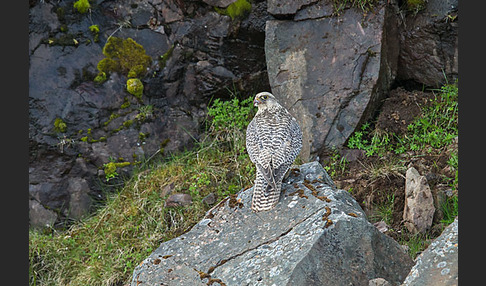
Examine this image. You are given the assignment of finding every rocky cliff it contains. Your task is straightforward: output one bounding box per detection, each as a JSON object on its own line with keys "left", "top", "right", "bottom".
{"left": 29, "top": 0, "right": 270, "bottom": 227}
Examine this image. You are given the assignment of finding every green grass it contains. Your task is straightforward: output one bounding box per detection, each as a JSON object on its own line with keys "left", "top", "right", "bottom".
{"left": 29, "top": 91, "right": 256, "bottom": 286}
{"left": 399, "top": 231, "right": 432, "bottom": 258}
{"left": 370, "top": 193, "right": 395, "bottom": 225}
{"left": 347, "top": 82, "right": 458, "bottom": 161}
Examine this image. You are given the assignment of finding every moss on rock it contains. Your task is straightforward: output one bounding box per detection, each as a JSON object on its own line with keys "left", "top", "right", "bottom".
{"left": 103, "top": 161, "right": 131, "bottom": 181}
{"left": 54, "top": 118, "right": 67, "bottom": 133}
{"left": 73, "top": 0, "right": 91, "bottom": 14}
{"left": 126, "top": 78, "right": 144, "bottom": 99}
{"left": 97, "top": 37, "right": 152, "bottom": 78}
{"left": 214, "top": 0, "right": 251, "bottom": 21}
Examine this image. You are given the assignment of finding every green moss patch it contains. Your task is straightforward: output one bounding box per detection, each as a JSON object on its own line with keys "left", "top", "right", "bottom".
{"left": 73, "top": 0, "right": 91, "bottom": 14}
{"left": 96, "top": 37, "right": 152, "bottom": 80}
{"left": 214, "top": 0, "right": 251, "bottom": 21}
{"left": 126, "top": 78, "right": 144, "bottom": 100}
{"left": 54, "top": 118, "right": 67, "bottom": 133}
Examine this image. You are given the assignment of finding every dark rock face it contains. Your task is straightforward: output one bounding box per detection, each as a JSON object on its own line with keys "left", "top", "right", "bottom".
{"left": 397, "top": 0, "right": 458, "bottom": 87}
{"left": 267, "top": 0, "right": 319, "bottom": 15}
{"left": 265, "top": 0, "right": 399, "bottom": 159}
{"left": 29, "top": 0, "right": 269, "bottom": 227}
{"left": 131, "top": 162, "right": 413, "bottom": 286}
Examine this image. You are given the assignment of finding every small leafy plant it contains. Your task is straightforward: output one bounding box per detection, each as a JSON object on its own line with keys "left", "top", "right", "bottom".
{"left": 207, "top": 96, "right": 254, "bottom": 133}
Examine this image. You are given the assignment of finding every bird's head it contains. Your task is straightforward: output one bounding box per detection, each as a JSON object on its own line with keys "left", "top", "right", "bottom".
{"left": 253, "top": 92, "right": 278, "bottom": 108}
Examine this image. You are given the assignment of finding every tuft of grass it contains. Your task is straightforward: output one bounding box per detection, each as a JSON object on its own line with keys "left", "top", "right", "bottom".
{"left": 440, "top": 194, "right": 458, "bottom": 225}
{"left": 332, "top": 0, "right": 379, "bottom": 14}
{"left": 370, "top": 193, "right": 395, "bottom": 225}
{"left": 399, "top": 231, "right": 431, "bottom": 259}
{"left": 29, "top": 91, "right": 257, "bottom": 286}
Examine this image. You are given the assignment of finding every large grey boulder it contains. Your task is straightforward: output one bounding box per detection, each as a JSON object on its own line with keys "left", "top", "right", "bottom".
{"left": 265, "top": 0, "right": 399, "bottom": 159}
{"left": 131, "top": 162, "right": 413, "bottom": 286}
{"left": 402, "top": 217, "right": 458, "bottom": 286}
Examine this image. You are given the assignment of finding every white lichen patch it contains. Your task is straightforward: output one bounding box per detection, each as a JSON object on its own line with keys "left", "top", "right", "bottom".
{"left": 288, "top": 200, "right": 298, "bottom": 208}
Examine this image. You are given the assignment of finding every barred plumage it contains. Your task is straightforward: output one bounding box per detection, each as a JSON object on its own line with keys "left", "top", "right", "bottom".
{"left": 246, "top": 92, "right": 303, "bottom": 212}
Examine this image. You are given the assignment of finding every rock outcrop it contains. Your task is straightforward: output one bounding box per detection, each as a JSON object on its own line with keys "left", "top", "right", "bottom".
{"left": 264, "top": 0, "right": 399, "bottom": 160}
{"left": 131, "top": 162, "right": 413, "bottom": 285}
{"left": 402, "top": 217, "right": 458, "bottom": 286}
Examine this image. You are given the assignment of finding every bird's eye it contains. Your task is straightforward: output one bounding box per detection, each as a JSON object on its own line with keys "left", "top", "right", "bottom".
{"left": 261, "top": 95, "right": 268, "bottom": 100}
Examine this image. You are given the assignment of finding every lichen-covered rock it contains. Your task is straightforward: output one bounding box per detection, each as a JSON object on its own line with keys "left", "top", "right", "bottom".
{"left": 131, "top": 162, "right": 413, "bottom": 286}
{"left": 402, "top": 217, "right": 458, "bottom": 286}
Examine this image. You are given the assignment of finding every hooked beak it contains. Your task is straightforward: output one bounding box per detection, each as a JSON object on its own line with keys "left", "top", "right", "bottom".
{"left": 253, "top": 98, "right": 261, "bottom": 106}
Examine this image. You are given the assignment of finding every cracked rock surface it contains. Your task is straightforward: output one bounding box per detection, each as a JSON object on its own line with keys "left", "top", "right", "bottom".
{"left": 131, "top": 161, "right": 413, "bottom": 286}
{"left": 265, "top": 0, "right": 399, "bottom": 159}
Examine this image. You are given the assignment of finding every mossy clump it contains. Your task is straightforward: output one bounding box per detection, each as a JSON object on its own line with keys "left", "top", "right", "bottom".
{"left": 94, "top": 71, "right": 107, "bottom": 84}
{"left": 54, "top": 118, "right": 67, "bottom": 133}
{"left": 103, "top": 161, "right": 131, "bottom": 181}
{"left": 97, "top": 37, "right": 152, "bottom": 79}
{"left": 73, "top": 0, "right": 91, "bottom": 14}
{"left": 126, "top": 78, "right": 144, "bottom": 99}
{"left": 88, "top": 24, "right": 99, "bottom": 33}
{"left": 214, "top": 0, "right": 251, "bottom": 21}
{"left": 120, "top": 97, "right": 131, "bottom": 109}
{"left": 122, "top": 119, "right": 133, "bottom": 129}
{"left": 103, "top": 113, "right": 120, "bottom": 126}
{"left": 127, "top": 65, "right": 146, "bottom": 78}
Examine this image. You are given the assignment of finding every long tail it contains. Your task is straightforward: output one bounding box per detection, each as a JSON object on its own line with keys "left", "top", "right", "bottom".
{"left": 251, "top": 170, "right": 281, "bottom": 212}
